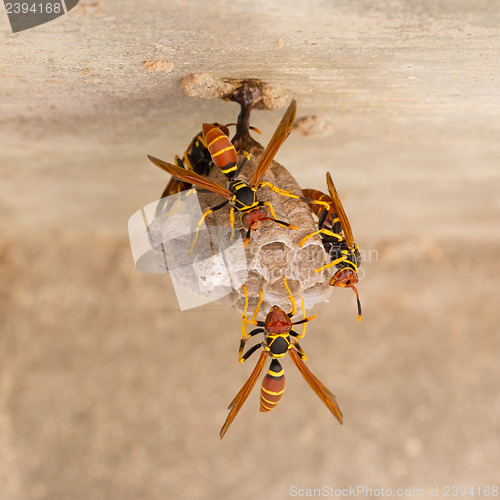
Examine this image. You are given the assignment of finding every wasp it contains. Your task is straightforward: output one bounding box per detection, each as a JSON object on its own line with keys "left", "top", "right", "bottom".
{"left": 149, "top": 100, "right": 328, "bottom": 248}
{"left": 219, "top": 277, "right": 343, "bottom": 439}
{"left": 301, "top": 172, "right": 362, "bottom": 322}
{"left": 154, "top": 120, "right": 263, "bottom": 218}
{"left": 168, "top": 121, "right": 262, "bottom": 185}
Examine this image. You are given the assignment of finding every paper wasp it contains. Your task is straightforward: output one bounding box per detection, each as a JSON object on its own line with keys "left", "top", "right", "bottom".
{"left": 154, "top": 120, "right": 262, "bottom": 218}
{"left": 219, "top": 277, "right": 343, "bottom": 439}
{"left": 156, "top": 121, "right": 249, "bottom": 198}
{"left": 162, "top": 120, "right": 262, "bottom": 191}
{"left": 149, "top": 100, "right": 329, "bottom": 248}
{"left": 302, "top": 172, "right": 362, "bottom": 322}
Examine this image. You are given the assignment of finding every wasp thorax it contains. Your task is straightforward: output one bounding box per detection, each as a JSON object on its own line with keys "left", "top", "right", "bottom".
{"left": 331, "top": 268, "right": 358, "bottom": 288}
{"left": 265, "top": 306, "right": 293, "bottom": 334}
{"left": 241, "top": 208, "right": 265, "bottom": 229}
{"left": 228, "top": 181, "right": 256, "bottom": 207}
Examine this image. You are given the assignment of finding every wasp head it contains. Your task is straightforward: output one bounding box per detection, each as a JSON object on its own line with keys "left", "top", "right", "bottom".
{"left": 330, "top": 268, "right": 358, "bottom": 288}
{"left": 265, "top": 306, "right": 293, "bottom": 334}
{"left": 241, "top": 208, "right": 266, "bottom": 230}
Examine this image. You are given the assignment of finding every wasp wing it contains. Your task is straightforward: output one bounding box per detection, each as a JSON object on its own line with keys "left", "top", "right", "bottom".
{"left": 219, "top": 350, "right": 268, "bottom": 439}
{"left": 326, "top": 172, "right": 355, "bottom": 249}
{"left": 147, "top": 155, "right": 233, "bottom": 199}
{"left": 250, "top": 100, "right": 297, "bottom": 188}
{"left": 289, "top": 346, "right": 343, "bottom": 424}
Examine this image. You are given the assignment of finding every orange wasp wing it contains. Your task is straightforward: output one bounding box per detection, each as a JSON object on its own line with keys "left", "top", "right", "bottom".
{"left": 250, "top": 100, "right": 297, "bottom": 188}
{"left": 147, "top": 155, "right": 233, "bottom": 200}
{"left": 289, "top": 346, "right": 343, "bottom": 424}
{"left": 219, "top": 350, "right": 268, "bottom": 439}
{"left": 326, "top": 172, "right": 355, "bottom": 249}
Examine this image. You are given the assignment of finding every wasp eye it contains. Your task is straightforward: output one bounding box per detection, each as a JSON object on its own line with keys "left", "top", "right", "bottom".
{"left": 241, "top": 212, "right": 250, "bottom": 229}
{"left": 241, "top": 209, "right": 264, "bottom": 230}
{"left": 331, "top": 268, "right": 359, "bottom": 288}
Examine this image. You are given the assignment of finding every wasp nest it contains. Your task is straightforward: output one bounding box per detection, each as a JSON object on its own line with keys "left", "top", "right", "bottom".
{"left": 144, "top": 81, "right": 333, "bottom": 317}
{"left": 151, "top": 150, "right": 332, "bottom": 317}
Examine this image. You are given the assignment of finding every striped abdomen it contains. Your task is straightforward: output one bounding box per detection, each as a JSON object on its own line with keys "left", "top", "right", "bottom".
{"left": 202, "top": 123, "right": 237, "bottom": 178}
{"left": 302, "top": 188, "right": 331, "bottom": 218}
{"left": 302, "top": 188, "right": 339, "bottom": 230}
{"left": 260, "top": 359, "right": 286, "bottom": 413}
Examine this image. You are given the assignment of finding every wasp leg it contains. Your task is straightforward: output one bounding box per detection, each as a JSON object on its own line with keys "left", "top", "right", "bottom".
{"left": 313, "top": 254, "right": 347, "bottom": 274}
{"left": 299, "top": 195, "right": 331, "bottom": 212}
{"left": 290, "top": 340, "right": 307, "bottom": 361}
{"left": 263, "top": 200, "right": 277, "bottom": 220}
{"left": 229, "top": 207, "right": 236, "bottom": 242}
{"left": 320, "top": 228, "right": 344, "bottom": 240}
{"left": 259, "top": 181, "right": 304, "bottom": 201}
{"left": 243, "top": 226, "right": 253, "bottom": 247}
{"left": 299, "top": 229, "right": 321, "bottom": 247}
{"left": 300, "top": 227, "right": 343, "bottom": 248}
{"left": 160, "top": 188, "right": 198, "bottom": 219}
{"left": 188, "top": 200, "right": 229, "bottom": 254}
{"left": 239, "top": 337, "right": 265, "bottom": 363}
{"left": 260, "top": 202, "right": 299, "bottom": 230}
{"left": 157, "top": 190, "right": 183, "bottom": 218}
{"left": 260, "top": 184, "right": 331, "bottom": 212}
{"left": 239, "top": 286, "right": 266, "bottom": 362}
{"left": 283, "top": 276, "right": 297, "bottom": 317}
{"left": 246, "top": 288, "right": 264, "bottom": 326}
{"left": 285, "top": 278, "right": 317, "bottom": 339}
{"left": 233, "top": 151, "right": 251, "bottom": 178}
{"left": 317, "top": 207, "right": 328, "bottom": 230}
{"left": 290, "top": 298, "right": 316, "bottom": 339}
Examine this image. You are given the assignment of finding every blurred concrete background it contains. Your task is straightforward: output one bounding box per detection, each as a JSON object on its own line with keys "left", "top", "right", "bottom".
{"left": 1, "top": 1, "right": 499, "bottom": 499}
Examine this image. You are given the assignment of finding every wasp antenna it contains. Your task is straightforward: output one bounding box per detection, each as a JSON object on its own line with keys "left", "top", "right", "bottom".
{"left": 243, "top": 227, "right": 252, "bottom": 247}
{"left": 352, "top": 285, "right": 362, "bottom": 322}
{"left": 261, "top": 217, "right": 299, "bottom": 231}
{"left": 292, "top": 314, "right": 317, "bottom": 326}
{"left": 223, "top": 123, "right": 261, "bottom": 134}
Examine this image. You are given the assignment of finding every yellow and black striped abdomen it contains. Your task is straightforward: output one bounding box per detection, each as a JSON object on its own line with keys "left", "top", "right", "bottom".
{"left": 202, "top": 123, "right": 237, "bottom": 177}
{"left": 260, "top": 359, "right": 286, "bottom": 413}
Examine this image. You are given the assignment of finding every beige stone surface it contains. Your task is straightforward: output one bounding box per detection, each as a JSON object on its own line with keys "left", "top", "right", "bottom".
{"left": 1, "top": 1, "right": 499, "bottom": 499}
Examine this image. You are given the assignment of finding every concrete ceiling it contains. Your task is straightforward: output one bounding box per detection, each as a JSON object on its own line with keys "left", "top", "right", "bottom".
{"left": 1, "top": 0, "right": 499, "bottom": 242}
